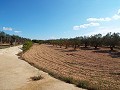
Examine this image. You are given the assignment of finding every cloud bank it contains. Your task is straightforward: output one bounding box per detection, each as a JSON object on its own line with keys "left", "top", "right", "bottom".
{"left": 73, "top": 9, "right": 120, "bottom": 30}
{"left": 85, "top": 27, "right": 120, "bottom": 36}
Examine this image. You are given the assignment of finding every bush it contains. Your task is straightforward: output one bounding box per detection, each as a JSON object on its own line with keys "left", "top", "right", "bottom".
{"left": 76, "top": 80, "right": 89, "bottom": 89}
{"left": 30, "top": 75, "right": 43, "bottom": 81}
{"left": 61, "top": 76, "right": 74, "bottom": 83}
{"left": 23, "top": 41, "right": 33, "bottom": 52}
{"left": 76, "top": 80, "right": 99, "bottom": 90}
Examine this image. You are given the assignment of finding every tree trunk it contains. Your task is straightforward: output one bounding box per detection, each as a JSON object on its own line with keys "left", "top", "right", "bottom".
{"left": 77, "top": 45, "right": 80, "bottom": 48}
{"left": 85, "top": 43, "right": 87, "bottom": 48}
{"left": 110, "top": 45, "right": 114, "bottom": 51}
{"left": 14, "top": 39, "right": 16, "bottom": 45}
{"left": 60, "top": 45, "right": 62, "bottom": 48}
{"left": 94, "top": 45, "right": 98, "bottom": 49}
{"left": 10, "top": 40, "right": 13, "bottom": 45}
{"left": 0, "top": 37, "right": 2, "bottom": 44}
{"left": 65, "top": 44, "right": 68, "bottom": 49}
{"left": 74, "top": 45, "right": 77, "bottom": 50}
{"left": 56, "top": 44, "right": 57, "bottom": 47}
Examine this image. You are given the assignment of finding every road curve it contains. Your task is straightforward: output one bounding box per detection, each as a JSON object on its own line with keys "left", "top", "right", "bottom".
{"left": 0, "top": 46, "right": 84, "bottom": 90}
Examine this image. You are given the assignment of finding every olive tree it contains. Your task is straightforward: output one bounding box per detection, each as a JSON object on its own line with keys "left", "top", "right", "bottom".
{"left": 90, "top": 34, "right": 102, "bottom": 49}
{"left": 103, "top": 32, "right": 120, "bottom": 51}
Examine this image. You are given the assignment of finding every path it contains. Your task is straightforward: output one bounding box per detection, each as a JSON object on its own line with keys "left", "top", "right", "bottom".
{"left": 0, "top": 46, "right": 84, "bottom": 90}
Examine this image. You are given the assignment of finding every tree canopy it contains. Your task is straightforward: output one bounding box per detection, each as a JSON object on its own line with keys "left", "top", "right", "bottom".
{"left": 34, "top": 32, "right": 120, "bottom": 51}
{"left": 0, "top": 31, "right": 30, "bottom": 45}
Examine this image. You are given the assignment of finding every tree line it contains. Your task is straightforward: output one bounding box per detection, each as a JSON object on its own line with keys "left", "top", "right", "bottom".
{"left": 33, "top": 32, "right": 120, "bottom": 51}
{"left": 0, "top": 31, "right": 30, "bottom": 45}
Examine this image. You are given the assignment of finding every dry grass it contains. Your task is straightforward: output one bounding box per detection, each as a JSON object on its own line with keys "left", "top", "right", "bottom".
{"left": 0, "top": 45, "right": 10, "bottom": 49}
{"left": 22, "top": 44, "right": 120, "bottom": 90}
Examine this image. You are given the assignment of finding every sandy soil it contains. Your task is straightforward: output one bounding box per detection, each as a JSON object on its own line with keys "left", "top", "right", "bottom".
{"left": 0, "top": 46, "right": 84, "bottom": 90}
{"left": 23, "top": 44, "right": 120, "bottom": 90}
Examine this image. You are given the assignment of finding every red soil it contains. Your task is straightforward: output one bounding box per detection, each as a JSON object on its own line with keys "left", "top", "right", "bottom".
{"left": 23, "top": 44, "right": 120, "bottom": 90}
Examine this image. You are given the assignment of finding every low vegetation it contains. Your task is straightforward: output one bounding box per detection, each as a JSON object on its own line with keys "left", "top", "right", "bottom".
{"left": 22, "top": 41, "right": 33, "bottom": 52}
{"left": 61, "top": 76, "right": 74, "bottom": 83}
{"left": 30, "top": 75, "right": 43, "bottom": 81}
{"left": 76, "top": 80, "right": 90, "bottom": 89}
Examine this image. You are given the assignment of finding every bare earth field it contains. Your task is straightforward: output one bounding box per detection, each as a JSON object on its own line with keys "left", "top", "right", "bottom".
{"left": 22, "top": 44, "right": 120, "bottom": 90}
{"left": 0, "top": 45, "right": 83, "bottom": 90}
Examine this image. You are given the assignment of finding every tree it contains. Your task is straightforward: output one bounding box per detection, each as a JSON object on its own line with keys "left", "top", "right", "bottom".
{"left": 103, "top": 32, "right": 120, "bottom": 51}
{"left": 0, "top": 31, "right": 5, "bottom": 44}
{"left": 5, "top": 34, "right": 11, "bottom": 43}
{"left": 69, "top": 37, "right": 81, "bottom": 50}
{"left": 0, "top": 31, "right": 29, "bottom": 45}
{"left": 90, "top": 34, "right": 102, "bottom": 49}
{"left": 57, "top": 39, "right": 64, "bottom": 48}
{"left": 81, "top": 36, "right": 90, "bottom": 48}
{"left": 63, "top": 39, "right": 69, "bottom": 49}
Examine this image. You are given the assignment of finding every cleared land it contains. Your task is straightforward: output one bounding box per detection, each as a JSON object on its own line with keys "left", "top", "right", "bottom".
{"left": 0, "top": 45, "right": 83, "bottom": 90}
{"left": 22, "top": 44, "right": 120, "bottom": 90}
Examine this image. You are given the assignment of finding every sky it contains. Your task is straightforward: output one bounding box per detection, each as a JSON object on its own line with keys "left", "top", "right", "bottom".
{"left": 0, "top": 0, "right": 120, "bottom": 40}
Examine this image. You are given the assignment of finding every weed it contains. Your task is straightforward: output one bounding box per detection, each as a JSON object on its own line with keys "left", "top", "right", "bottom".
{"left": 76, "top": 80, "right": 89, "bottom": 89}
{"left": 30, "top": 75, "right": 43, "bottom": 81}
{"left": 61, "top": 76, "right": 74, "bottom": 83}
{"left": 23, "top": 41, "right": 33, "bottom": 52}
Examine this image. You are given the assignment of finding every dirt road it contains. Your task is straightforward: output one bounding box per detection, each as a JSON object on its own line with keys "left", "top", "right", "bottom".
{"left": 0, "top": 46, "right": 84, "bottom": 90}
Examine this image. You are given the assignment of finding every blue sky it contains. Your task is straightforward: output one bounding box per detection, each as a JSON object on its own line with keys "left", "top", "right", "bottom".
{"left": 0, "top": 0, "right": 120, "bottom": 39}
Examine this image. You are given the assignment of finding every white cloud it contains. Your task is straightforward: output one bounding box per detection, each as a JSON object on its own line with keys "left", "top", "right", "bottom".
{"left": 3, "top": 27, "right": 12, "bottom": 31}
{"left": 80, "top": 22, "right": 100, "bottom": 28}
{"left": 117, "top": 9, "right": 120, "bottom": 15}
{"left": 87, "top": 17, "right": 111, "bottom": 22}
{"left": 14, "top": 30, "right": 21, "bottom": 33}
{"left": 85, "top": 27, "right": 120, "bottom": 36}
{"left": 73, "top": 22, "right": 100, "bottom": 30}
{"left": 87, "top": 9, "right": 120, "bottom": 22}
{"left": 73, "top": 9, "right": 120, "bottom": 31}
{"left": 73, "top": 26, "right": 80, "bottom": 30}
{"left": 112, "top": 14, "right": 120, "bottom": 20}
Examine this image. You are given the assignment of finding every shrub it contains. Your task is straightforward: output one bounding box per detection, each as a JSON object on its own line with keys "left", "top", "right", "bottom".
{"left": 23, "top": 41, "right": 33, "bottom": 52}
{"left": 76, "top": 80, "right": 100, "bottom": 90}
{"left": 76, "top": 80, "right": 89, "bottom": 89}
{"left": 61, "top": 76, "right": 74, "bottom": 83}
{"left": 30, "top": 75, "right": 43, "bottom": 81}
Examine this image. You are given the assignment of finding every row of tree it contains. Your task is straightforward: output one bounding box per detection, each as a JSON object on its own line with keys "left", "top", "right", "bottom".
{"left": 33, "top": 32, "right": 120, "bottom": 51}
{"left": 0, "top": 31, "right": 30, "bottom": 45}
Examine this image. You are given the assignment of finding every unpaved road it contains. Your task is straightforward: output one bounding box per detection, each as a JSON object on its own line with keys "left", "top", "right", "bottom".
{"left": 0, "top": 46, "right": 84, "bottom": 90}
